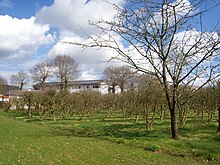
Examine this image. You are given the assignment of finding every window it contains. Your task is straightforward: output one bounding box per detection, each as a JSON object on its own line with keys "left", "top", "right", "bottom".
{"left": 93, "top": 85, "right": 99, "bottom": 89}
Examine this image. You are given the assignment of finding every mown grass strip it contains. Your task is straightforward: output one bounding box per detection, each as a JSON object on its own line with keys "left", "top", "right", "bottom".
{"left": 0, "top": 111, "right": 211, "bottom": 165}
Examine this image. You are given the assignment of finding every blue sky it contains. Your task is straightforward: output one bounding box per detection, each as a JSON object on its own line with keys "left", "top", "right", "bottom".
{"left": 201, "top": 0, "right": 220, "bottom": 31}
{"left": 0, "top": 0, "right": 123, "bottom": 85}
{"left": 0, "top": 0, "right": 53, "bottom": 18}
{"left": 0, "top": 0, "right": 219, "bottom": 87}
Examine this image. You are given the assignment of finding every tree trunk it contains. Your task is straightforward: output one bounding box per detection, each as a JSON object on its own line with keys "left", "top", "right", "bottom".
{"left": 160, "top": 104, "right": 164, "bottom": 120}
{"left": 165, "top": 83, "right": 179, "bottom": 140}
{"left": 149, "top": 112, "right": 156, "bottom": 129}
{"left": 120, "top": 82, "right": 124, "bottom": 93}
{"left": 201, "top": 109, "right": 204, "bottom": 121}
{"left": 28, "top": 104, "right": 32, "bottom": 117}
{"left": 112, "top": 85, "right": 116, "bottom": 93}
{"left": 179, "top": 106, "right": 188, "bottom": 127}
{"left": 20, "top": 83, "right": 24, "bottom": 90}
{"left": 135, "top": 115, "right": 139, "bottom": 123}
{"left": 208, "top": 111, "right": 214, "bottom": 123}
{"left": 217, "top": 107, "right": 220, "bottom": 132}
{"left": 28, "top": 96, "right": 32, "bottom": 118}
{"left": 170, "top": 107, "right": 179, "bottom": 140}
{"left": 144, "top": 108, "right": 149, "bottom": 129}
{"left": 53, "top": 113, "right": 56, "bottom": 122}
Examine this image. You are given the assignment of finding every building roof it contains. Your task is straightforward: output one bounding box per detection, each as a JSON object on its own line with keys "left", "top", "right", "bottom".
{"left": 69, "top": 80, "right": 105, "bottom": 85}
{"left": 33, "top": 80, "right": 105, "bottom": 88}
{"left": 0, "top": 84, "right": 20, "bottom": 95}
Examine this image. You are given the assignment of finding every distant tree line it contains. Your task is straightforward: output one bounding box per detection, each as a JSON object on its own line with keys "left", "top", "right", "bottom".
{"left": 8, "top": 55, "right": 79, "bottom": 91}
{"left": 1, "top": 54, "right": 220, "bottom": 136}
{"left": 7, "top": 54, "right": 136, "bottom": 93}
{"left": 4, "top": 75, "right": 220, "bottom": 133}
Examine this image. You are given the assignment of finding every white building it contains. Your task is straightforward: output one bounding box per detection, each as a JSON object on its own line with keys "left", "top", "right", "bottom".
{"left": 33, "top": 80, "right": 121, "bottom": 94}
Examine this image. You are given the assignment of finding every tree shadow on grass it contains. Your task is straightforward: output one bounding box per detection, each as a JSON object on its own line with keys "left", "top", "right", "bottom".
{"left": 51, "top": 121, "right": 171, "bottom": 140}
{"left": 179, "top": 123, "right": 218, "bottom": 137}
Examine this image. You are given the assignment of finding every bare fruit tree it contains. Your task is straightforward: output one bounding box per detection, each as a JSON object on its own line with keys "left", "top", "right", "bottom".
{"left": 0, "top": 75, "right": 7, "bottom": 84}
{"left": 103, "top": 65, "right": 134, "bottom": 93}
{"left": 53, "top": 55, "right": 79, "bottom": 90}
{"left": 65, "top": 0, "right": 220, "bottom": 139}
{"left": 115, "top": 66, "right": 135, "bottom": 93}
{"left": 30, "top": 61, "right": 52, "bottom": 91}
{"left": 11, "top": 71, "right": 29, "bottom": 90}
{"left": 103, "top": 66, "right": 119, "bottom": 93}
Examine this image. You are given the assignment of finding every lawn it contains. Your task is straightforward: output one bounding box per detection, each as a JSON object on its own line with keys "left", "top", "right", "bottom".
{"left": 0, "top": 110, "right": 219, "bottom": 164}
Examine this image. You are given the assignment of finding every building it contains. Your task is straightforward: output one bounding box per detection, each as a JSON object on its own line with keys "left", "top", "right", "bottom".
{"left": 0, "top": 84, "right": 20, "bottom": 99}
{"left": 32, "top": 80, "right": 119, "bottom": 94}
{"left": 0, "top": 84, "right": 20, "bottom": 107}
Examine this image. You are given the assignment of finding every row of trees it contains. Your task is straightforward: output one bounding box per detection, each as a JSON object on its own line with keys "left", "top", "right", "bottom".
{"left": 9, "top": 55, "right": 79, "bottom": 90}
{"left": 2, "top": 0, "right": 220, "bottom": 140}
{"left": 6, "top": 78, "right": 220, "bottom": 132}
{"left": 4, "top": 55, "right": 136, "bottom": 93}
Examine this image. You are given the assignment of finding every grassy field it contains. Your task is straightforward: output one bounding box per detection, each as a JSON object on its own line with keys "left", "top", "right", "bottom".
{"left": 0, "top": 110, "right": 219, "bottom": 164}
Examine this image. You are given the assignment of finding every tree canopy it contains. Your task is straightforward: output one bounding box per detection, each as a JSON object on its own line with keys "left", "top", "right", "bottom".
{"left": 66, "top": 0, "right": 220, "bottom": 139}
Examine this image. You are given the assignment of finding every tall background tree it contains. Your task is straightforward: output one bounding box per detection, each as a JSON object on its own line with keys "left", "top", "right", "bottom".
{"left": 103, "top": 66, "right": 118, "bottom": 93}
{"left": 53, "top": 55, "right": 79, "bottom": 90}
{"left": 30, "top": 61, "right": 52, "bottom": 91}
{"left": 11, "top": 71, "right": 29, "bottom": 90}
{"left": 115, "top": 66, "right": 134, "bottom": 93}
{"left": 103, "top": 65, "right": 134, "bottom": 93}
{"left": 0, "top": 75, "right": 7, "bottom": 84}
{"left": 70, "top": 0, "right": 220, "bottom": 139}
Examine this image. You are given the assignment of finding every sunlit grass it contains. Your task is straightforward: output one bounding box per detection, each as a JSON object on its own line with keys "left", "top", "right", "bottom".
{"left": 1, "top": 110, "right": 219, "bottom": 164}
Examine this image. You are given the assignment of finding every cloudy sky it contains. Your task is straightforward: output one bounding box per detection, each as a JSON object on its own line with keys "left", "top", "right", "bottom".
{"left": 0, "top": 0, "right": 219, "bottom": 85}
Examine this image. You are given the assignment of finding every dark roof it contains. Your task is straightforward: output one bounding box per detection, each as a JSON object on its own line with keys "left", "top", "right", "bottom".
{"left": 33, "top": 80, "right": 105, "bottom": 88}
{"left": 32, "top": 82, "right": 60, "bottom": 89}
{"left": 69, "top": 80, "right": 105, "bottom": 85}
{"left": 0, "top": 84, "right": 20, "bottom": 95}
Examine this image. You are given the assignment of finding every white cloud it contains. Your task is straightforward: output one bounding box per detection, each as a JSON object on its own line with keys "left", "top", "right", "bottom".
{"left": 35, "top": 0, "right": 219, "bottom": 82}
{"left": 149, "top": 0, "right": 193, "bottom": 29}
{"left": 35, "top": 0, "right": 125, "bottom": 79}
{"left": 48, "top": 36, "right": 122, "bottom": 80}
{"left": 35, "top": 0, "right": 123, "bottom": 37}
{"left": 80, "top": 69, "right": 102, "bottom": 80}
{"left": 0, "top": 15, "right": 53, "bottom": 60}
{"left": 0, "top": 0, "right": 218, "bottom": 85}
{"left": 0, "top": 0, "right": 14, "bottom": 8}
{"left": 171, "top": 29, "right": 219, "bottom": 60}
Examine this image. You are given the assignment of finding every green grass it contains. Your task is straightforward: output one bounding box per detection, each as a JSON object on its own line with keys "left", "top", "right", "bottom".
{"left": 0, "top": 110, "right": 219, "bottom": 164}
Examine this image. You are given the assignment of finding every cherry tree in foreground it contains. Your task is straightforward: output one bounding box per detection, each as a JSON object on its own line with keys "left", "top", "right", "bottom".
{"left": 64, "top": 0, "right": 220, "bottom": 139}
